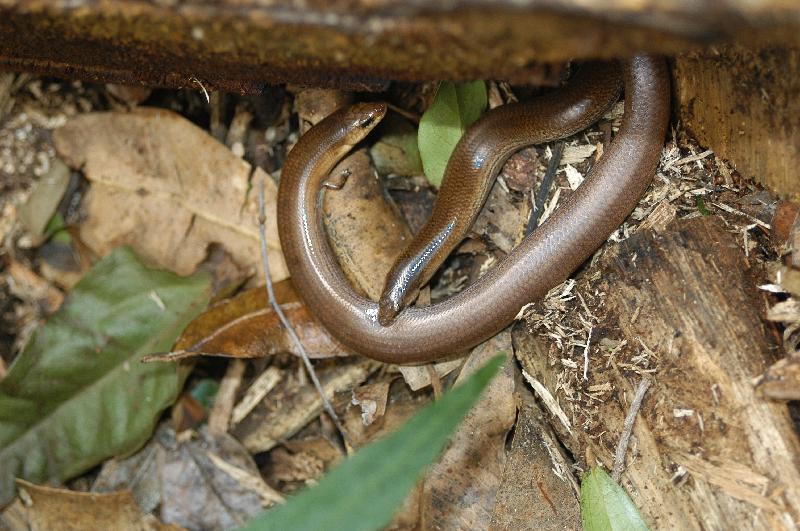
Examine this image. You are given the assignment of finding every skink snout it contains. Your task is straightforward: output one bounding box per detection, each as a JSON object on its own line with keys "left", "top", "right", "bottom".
{"left": 377, "top": 293, "right": 401, "bottom": 326}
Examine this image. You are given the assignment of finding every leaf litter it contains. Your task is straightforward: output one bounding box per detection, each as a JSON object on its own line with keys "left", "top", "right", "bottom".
{"left": 0, "top": 69, "right": 794, "bottom": 531}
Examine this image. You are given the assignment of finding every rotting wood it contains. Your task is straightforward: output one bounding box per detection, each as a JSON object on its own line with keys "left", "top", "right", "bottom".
{"left": 1, "top": 1, "right": 800, "bottom": 92}
{"left": 515, "top": 216, "right": 800, "bottom": 530}
{"left": 674, "top": 46, "right": 800, "bottom": 199}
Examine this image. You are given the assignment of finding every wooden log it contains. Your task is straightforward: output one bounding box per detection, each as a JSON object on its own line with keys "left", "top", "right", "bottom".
{"left": 674, "top": 46, "right": 800, "bottom": 199}
{"left": 1, "top": 1, "right": 800, "bottom": 91}
{"left": 515, "top": 216, "right": 800, "bottom": 529}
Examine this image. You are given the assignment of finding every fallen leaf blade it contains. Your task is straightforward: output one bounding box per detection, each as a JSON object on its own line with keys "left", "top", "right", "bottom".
{"left": 580, "top": 467, "right": 649, "bottom": 531}
{"left": 240, "top": 354, "right": 506, "bottom": 531}
{"left": 418, "top": 81, "right": 487, "bottom": 187}
{"left": 0, "top": 246, "right": 212, "bottom": 506}
{"left": 169, "top": 285, "right": 350, "bottom": 361}
{"left": 455, "top": 81, "right": 488, "bottom": 128}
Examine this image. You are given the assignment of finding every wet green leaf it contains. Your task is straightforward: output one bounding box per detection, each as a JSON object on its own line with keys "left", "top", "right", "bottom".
{"left": 696, "top": 197, "right": 711, "bottom": 216}
{"left": 0, "top": 247, "right": 212, "bottom": 506}
{"left": 44, "top": 212, "right": 71, "bottom": 243}
{"left": 241, "top": 354, "right": 506, "bottom": 531}
{"left": 581, "top": 468, "right": 649, "bottom": 531}
{"left": 418, "top": 81, "right": 487, "bottom": 187}
{"left": 190, "top": 379, "right": 220, "bottom": 410}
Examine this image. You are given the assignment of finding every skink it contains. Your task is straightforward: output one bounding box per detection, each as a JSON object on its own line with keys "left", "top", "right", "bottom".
{"left": 277, "top": 54, "right": 670, "bottom": 364}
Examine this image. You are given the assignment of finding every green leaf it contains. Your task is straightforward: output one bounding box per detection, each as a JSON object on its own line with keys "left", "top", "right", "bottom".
{"left": 580, "top": 468, "right": 649, "bottom": 531}
{"left": 695, "top": 197, "right": 711, "bottom": 216}
{"left": 190, "top": 378, "right": 220, "bottom": 410}
{"left": 418, "top": 81, "right": 487, "bottom": 187}
{"left": 241, "top": 354, "right": 506, "bottom": 531}
{"left": 0, "top": 247, "right": 212, "bottom": 506}
{"left": 44, "top": 212, "right": 71, "bottom": 243}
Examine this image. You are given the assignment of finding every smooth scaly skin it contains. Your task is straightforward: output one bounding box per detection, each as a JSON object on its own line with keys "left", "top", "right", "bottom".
{"left": 378, "top": 61, "right": 623, "bottom": 324}
{"left": 277, "top": 55, "right": 670, "bottom": 364}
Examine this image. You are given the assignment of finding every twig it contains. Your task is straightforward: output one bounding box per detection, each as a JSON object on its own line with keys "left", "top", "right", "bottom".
{"left": 582, "top": 327, "right": 593, "bottom": 382}
{"left": 522, "top": 369, "right": 572, "bottom": 433}
{"left": 189, "top": 76, "right": 210, "bottom": 104}
{"left": 711, "top": 201, "right": 771, "bottom": 230}
{"left": 208, "top": 359, "right": 246, "bottom": 435}
{"left": 386, "top": 102, "right": 420, "bottom": 124}
{"left": 426, "top": 364, "right": 443, "bottom": 399}
{"left": 257, "top": 176, "right": 351, "bottom": 449}
{"left": 526, "top": 141, "right": 564, "bottom": 235}
{"left": 612, "top": 378, "right": 651, "bottom": 481}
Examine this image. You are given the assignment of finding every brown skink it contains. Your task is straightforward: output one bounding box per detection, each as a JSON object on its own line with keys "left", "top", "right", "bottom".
{"left": 378, "top": 61, "right": 623, "bottom": 324}
{"left": 277, "top": 54, "right": 670, "bottom": 364}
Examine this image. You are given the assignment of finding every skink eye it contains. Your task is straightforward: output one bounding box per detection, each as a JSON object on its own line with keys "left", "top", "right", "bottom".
{"left": 360, "top": 116, "right": 375, "bottom": 128}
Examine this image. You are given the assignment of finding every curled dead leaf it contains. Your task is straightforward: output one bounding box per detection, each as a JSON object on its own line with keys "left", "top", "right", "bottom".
{"left": 10, "top": 479, "right": 178, "bottom": 531}
{"left": 53, "top": 108, "right": 286, "bottom": 279}
{"left": 146, "top": 281, "right": 351, "bottom": 362}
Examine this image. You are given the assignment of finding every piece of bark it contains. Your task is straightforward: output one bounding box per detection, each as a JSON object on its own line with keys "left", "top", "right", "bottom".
{"left": 4, "top": 1, "right": 800, "bottom": 92}
{"left": 675, "top": 46, "right": 800, "bottom": 199}
{"left": 489, "top": 397, "right": 581, "bottom": 530}
{"left": 517, "top": 215, "right": 800, "bottom": 529}
{"left": 756, "top": 355, "right": 800, "bottom": 401}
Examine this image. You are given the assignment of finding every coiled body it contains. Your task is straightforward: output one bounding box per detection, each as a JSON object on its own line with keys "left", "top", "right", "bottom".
{"left": 379, "top": 61, "right": 623, "bottom": 324}
{"left": 277, "top": 54, "right": 670, "bottom": 364}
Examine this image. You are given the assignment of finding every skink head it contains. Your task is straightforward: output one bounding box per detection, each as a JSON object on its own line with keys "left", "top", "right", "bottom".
{"left": 338, "top": 102, "right": 387, "bottom": 147}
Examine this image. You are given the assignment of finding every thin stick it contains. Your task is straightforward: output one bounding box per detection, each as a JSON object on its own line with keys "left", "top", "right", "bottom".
{"left": 208, "top": 359, "right": 246, "bottom": 435}
{"left": 526, "top": 141, "right": 564, "bottom": 236}
{"left": 612, "top": 378, "right": 651, "bottom": 481}
{"left": 582, "top": 327, "right": 593, "bottom": 382}
{"left": 257, "top": 176, "right": 351, "bottom": 449}
{"left": 386, "top": 102, "right": 420, "bottom": 124}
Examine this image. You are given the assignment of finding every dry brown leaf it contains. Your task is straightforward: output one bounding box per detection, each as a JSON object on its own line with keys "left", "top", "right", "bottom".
{"left": 9, "top": 479, "right": 178, "bottom": 531}
{"left": 420, "top": 332, "right": 516, "bottom": 530}
{"left": 324, "top": 149, "right": 413, "bottom": 301}
{"left": 53, "top": 108, "right": 286, "bottom": 279}
{"left": 294, "top": 89, "right": 352, "bottom": 132}
{"left": 344, "top": 381, "right": 427, "bottom": 450}
{"left": 269, "top": 437, "right": 343, "bottom": 485}
{"left": 147, "top": 281, "right": 349, "bottom": 361}
{"left": 472, "top": 178, "right": 529, "bottom": 254}
{"left": 92, "top": 424, "right": 278, "bottom": 530}
{"left": 398, "top": 358, "right": 464, "bottom": 391}
{"left": 351, "top": 381, "right": 390, "bottom": 426}
{"left": 489, "top": 401, "right": 581, "bottom": 530}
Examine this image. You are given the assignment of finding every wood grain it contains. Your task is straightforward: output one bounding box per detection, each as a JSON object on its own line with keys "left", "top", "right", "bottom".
{"left": 675, "top": 47, "right": 800, "bottom": 199}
